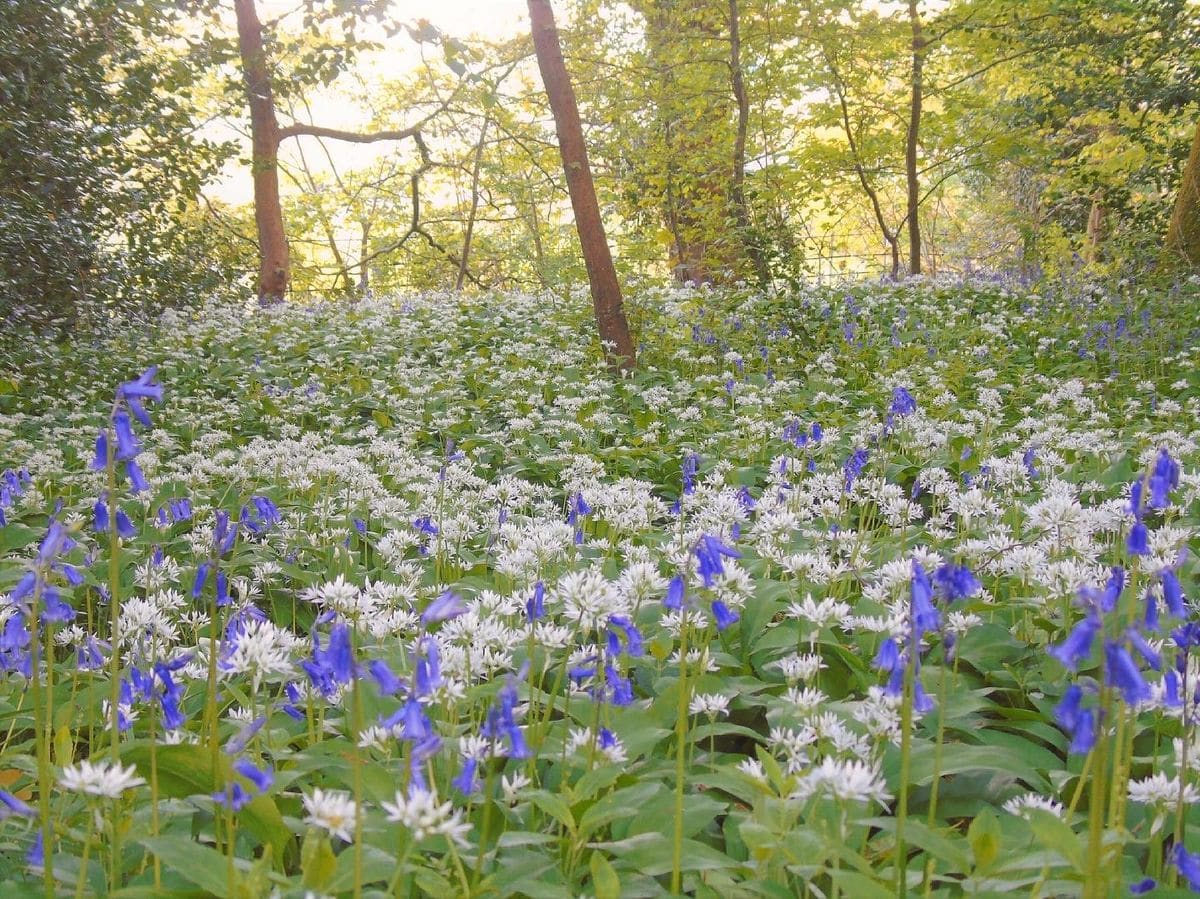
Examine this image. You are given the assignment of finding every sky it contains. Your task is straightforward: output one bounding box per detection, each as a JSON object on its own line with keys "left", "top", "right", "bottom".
{"left": 207, "top": 0, "right": 530, "bottom": 204}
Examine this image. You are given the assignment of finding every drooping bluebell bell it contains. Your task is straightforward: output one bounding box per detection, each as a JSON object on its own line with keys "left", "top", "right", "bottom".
{"left": 422, "top": 590, "right": 465, "bottom": 626}
{"left": 568, "top": 492, "right": 591, "bottom": 544}
{"left": 1148, "top": 448, "right": 1180, "bottom": 510}
{"left": 1161, "top": 565, "right": 1187, "bottom": 618}
{"left": 224, "top": 715, "right": 267, "bottom": 755}
{"left": 1047, "top": 613, "right": 1100, "bottom": 671}
{"left": 234, "top": 758, "right": 273, "bottom": 794}
{"left": 910, "top": 561, "right": 940, "bottom": 636}
{"left": 0, "top": 790, "right": 33, "bottom": 820}
{"left": 682, "top": 452, "right": 699, "bottom": 496}
{"left": 1053, "top": 685, "right": 1097, "bottom": 754}
{"left": 695, "top": 535, "right": 740, "bottom": 588}
{"left": 605, "top": 664, "right": 634, "bottom": 706}
{"left": 452, "top": 757, "right": 479, "bottom": 795}
{"left": 414, "top": 637, "right": 442, "bottom": 697}
{"left": 1128, "top": 877, "right": 1155, "bottom": 896}
{"left": 1104, "top": 640, "right": 1151, "bottom": 705}
{"left": 1174, "top": 844, "right": 1200, "bottom": 891}
{"left": 663, "top": 575, "right": 685, "bottom": 611}
{"left": 711, "top": 600, "right": 739, "bottom": 632}
{"left": 241, "top": 495, "right": 282, "bottom": 535}
{"left": 368, "top": 659, "right": 404, "bottom": 696}
{"left": 525, "top": 580, "right": 546, "bottom": 623}
{"left": 192, "top": 562, "right": 212, "bottom": 599}
{"left": 1126, "top": 520, "right": 1150, "bottom": 556}
{"left": 843, "top": 447, "right": 869, "bottom": 492}
{"left": 606, "top": 615, "right": 644, "bottom": 657}
{"left": 1022, "top": 447, "right": 1039, "bottom": 480}
{"left": 212, "top": 782, "right": 252, "bottom": 812}
{"left": 889, "top": 387, "right": 917, "bottom": 417}
{"left": 112, "top": 411, "right": 141, "bottom": 461}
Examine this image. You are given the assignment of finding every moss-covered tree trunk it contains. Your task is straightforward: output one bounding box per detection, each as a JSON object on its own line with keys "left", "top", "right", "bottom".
{"left": 1166, "top": 120, "right": 1200, "bottom": 266}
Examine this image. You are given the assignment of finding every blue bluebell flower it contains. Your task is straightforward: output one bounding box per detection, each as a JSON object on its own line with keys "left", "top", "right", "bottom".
{"left": 1162, "top": 567, "right": 1186, "bottom": 618}
{"left": 843, "top": 447, "right": 869, "bottom": 491}
{"left": 889, "top": 387, "right": 917, "bottom": 417}
{"left": 606, "top": 615, "right": 644, "bottom": 657}
{"left": 1104, "top": 640, "right": 1151, "bottom": 705}
{"left": 711, "top": 600, "right": 739, "bottom": 632}
{"left": 682, "top": 451, "right": 699, "bottom": 496}
{"left": 911, "top": 561, "right": 940, "bottom": 635}
{"left": 525, "top": 581, "right": 545, "bottom": 623}
{"left": 1048, "top": 614, "right": 1100, "bottom": 671}
{"left": 1148, "top": 448, "right": 1180, "bottom": 510}
{"left": 1174, "top": 844, "right": 1200, "bottom": 890}
{"left": 234, "top": 759, "right": 273, "bottom": 793}
{"left": 663, "top": 574, "right": 685, "bottom": 611}
{"left": 192, "top": 562, "right": 212, "bottom": 599}
{"left": 91, "top": 432, "right": 108, "bottom": 471}
{"left": 1129, "top": 877, "right": 1155, "bottom": 895}
{"left": 368, "top": 660, "right": 404, "bottom": 696}
{"left": 213, "top": 782, "right": 251, "bottom": 811}
{"left": 452, "top": 757, "right": 479, "bottom": 795}
{"left": 0, "top": 790, "right": 33, "bottom": 819}
{"left": 695, "top": 535, "right": 740, "bottom": 588}
{"left": 26, "top": 831, "right": 43, "bottom": 868}
{"left": 1126, "top": 521, "right": 1149, "bottom": 556}
{"left": 112, "top": 411, "right": 141, "bottom": 461}
{"left": 422, "top": 590, "right": 465, "bottom": 625}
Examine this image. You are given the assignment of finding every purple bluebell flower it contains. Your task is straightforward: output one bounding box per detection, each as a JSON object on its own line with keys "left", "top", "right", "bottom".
{"left": 525, "top": 581, "right": 545, "bottom": 623}
{"left": 711, "top": 600, "right": 739, "bottom": 632}
{"left": 114, "top": 509, "right": 136, "bottom": 539}
{"left": 695, "top": 535, "right": 740, "bottom": 588}
{"left": 0, "top": 790, "right": 33, "bottom": 819}
{"left": 606, "top": 615, "right": 644, "bottom": 657}
{"left": 1126, "top": 521, "right": 1149, "bottom": 556}
{"left": 1129, "top": 877, "right": 1155, "bottom": 895}
{"left": 1104, "top": 640, "right": 1151, "bottom": 705}
{"left": 234, "top": 759, "right": 273, "bottom": 793}
{"left": 26, "top": 830, "right": 43, "bottom": 867}
{"left": 1174, "top": 844, "right": 1200, "bottom": 890}
{"left": 843, "top": 447, "right": 869, "bottom": 491}
{"left": 889, "top": 387, "right": 917, "bottom": 417}
{"left": 192, "top": 563, "right": 212, "bottom": 599}
{"left": 1148, "top": 448, "right": 1180, "bottom": 510}
{"left": 91, "top": 432, "right": 108, "bottom": 470}
{"left": 368, "top": 660, "right": 404, "bottom": 696}
{"left": 663, "top": 575, "right": 685, "bottom": 610}
{"left": 452, "top": 757, "right": 478, "bottom": 795}
{"left": 113, "top": 411, "right": 141, "bottom": 461}
{"left": 1048, "top": 614, "right": 1100, "bottom": 671}
{"left": 911, "top": 561, "right": 940, "bottom": 635}
{"left": 1162, "top": 568, "right": 1186, "bottom": 618}
{"left": 213, "top": 782, "right": 252, "bottom": 811}
{"left": 682, "top": 452, "right": 699, "bottom": 496}
{"left": 422, "top": 590, "right": 465, "bottom": 625}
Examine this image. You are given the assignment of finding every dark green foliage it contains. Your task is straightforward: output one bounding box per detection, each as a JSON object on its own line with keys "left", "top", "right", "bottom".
{"left": 0, "top": 0, "right": 242, "bottom": 330}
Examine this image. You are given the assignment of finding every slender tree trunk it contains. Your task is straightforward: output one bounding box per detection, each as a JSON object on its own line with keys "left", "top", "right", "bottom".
{"left": 905, "top": 0, "right": 924, "bottom": 276}
{"left": 234, "top": 0, "right": 289, "bottom": 303}
{"left": 729, "top": 0, "right": 770, "bottom": 287}
{"left": 1166, "top": 119, "right": 1200, "bottom": 266}
{"left": 358, "top": 219, "right": 371, "bottom": 294}
{"left": 1086, "top": 192, "right": 1105, "bottom": 263}
{"left": 527, "top": 0, "right": 636, "bottom": 370}
{"left": 457, "top": 115, "right": 490, "bottom": 291}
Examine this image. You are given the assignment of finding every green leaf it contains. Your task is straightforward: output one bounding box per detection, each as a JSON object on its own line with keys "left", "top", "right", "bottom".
{"left": 577, "top": 782, "right": 662, "bottom": 842}
{"left": 301, "top": 828, "right": 337, "bottom": 891}
{"left": 1025, "top": 809, "right": 1084, "bottom": 872}
{"left": 589, "top": 852, "right": 621, "bottom": 899}
{"left": 124, "top": 743, "right": 291, "bottom": 864}
{"left": 138, "top": 836, "right": 237, "bottom": 898}
{"left": 968, "top": 808, "right": 1002, "bottom": 872}
{"left": 527, "top": 788, "right": 577, "bottom": 835}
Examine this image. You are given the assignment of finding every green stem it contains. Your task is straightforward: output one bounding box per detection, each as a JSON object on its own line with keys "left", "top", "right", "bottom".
{"left": 671, "top": 612, "right": 691, "bottom": 896}
{"left": 896, "top": 646, "right": 916, "bottom": 899}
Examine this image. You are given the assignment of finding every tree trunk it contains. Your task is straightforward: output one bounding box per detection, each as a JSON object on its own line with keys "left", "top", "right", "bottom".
{"left": 1166, "top": 119, "right": 1200, "bottom": 266}
{"left": 729, "top": 0, "right": 770, "bottom": 287}
{"left": 233, "top": 0, "right": 289, "bottom": 303}
{"left": 905, "top": 0, "right": 923, "bottom": 276}
{"left": 358, "top": 219, "right": 371, "bottom": 294}
{"left": 527, "top": 0, "right": 636, "bottom": 370}
{"left": 457, "top": 115, "right": 490, "bottom": 291}
{"left": 1086, "top": 192, "right": 1105, "bottom": 263}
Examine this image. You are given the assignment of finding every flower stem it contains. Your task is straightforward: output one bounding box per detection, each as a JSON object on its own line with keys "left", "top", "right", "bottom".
{"left": 671, "top": 612, "right": 691, "bottom": 896}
